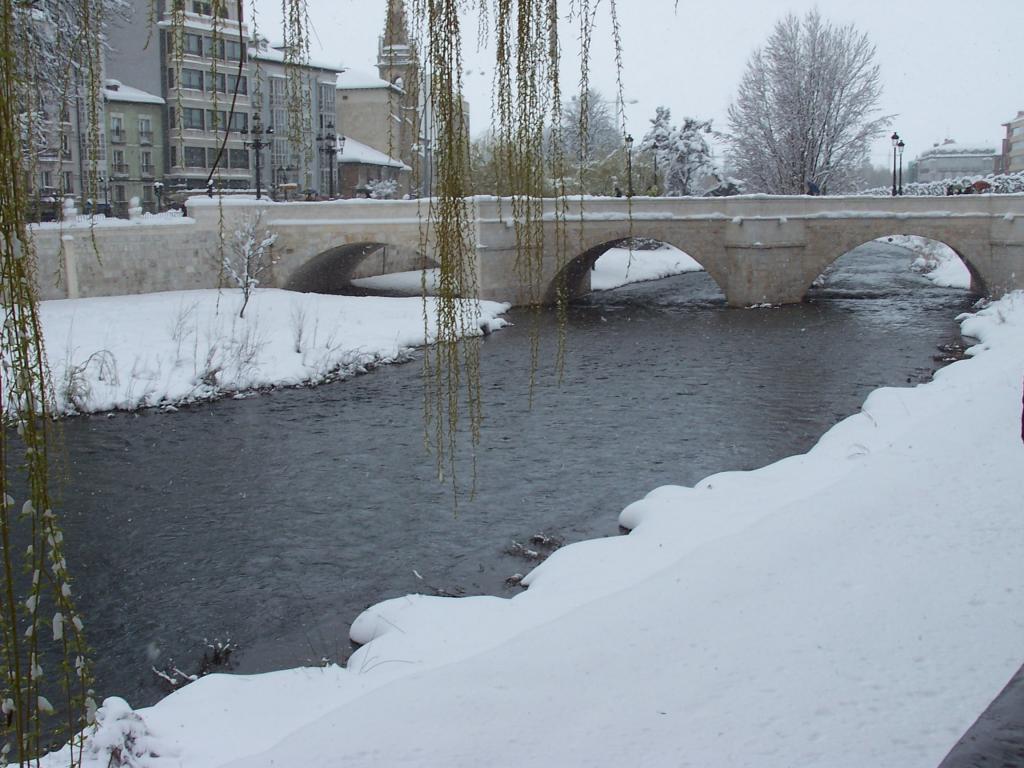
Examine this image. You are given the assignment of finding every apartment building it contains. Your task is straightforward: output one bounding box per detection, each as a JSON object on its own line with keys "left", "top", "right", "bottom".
{"left": 1000, "top": 111, "right": 1024, "bottom": 174}
{"left": 914, "top": 139, "right": 998, "bottom": 183}
{"left": 103, "top": 80, "right": 165, "bottom": 214}
{"left": 105, "top": 0, "right": 253, "bottom": 194}
{"left": 249, "top": 39, "right": 340, "bottom": 196}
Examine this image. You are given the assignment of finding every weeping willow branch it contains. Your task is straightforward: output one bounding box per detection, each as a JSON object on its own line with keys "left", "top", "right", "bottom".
{"left": 401, "top": 0, "right": 623, "bottom": 492}
{"left": 2, "top": 2, "right": 99, "bottom": 764}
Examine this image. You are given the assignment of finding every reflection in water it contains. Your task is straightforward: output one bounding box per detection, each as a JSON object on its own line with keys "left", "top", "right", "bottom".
{"left": 43, "top": 241, "right": 976, "bottom": 707}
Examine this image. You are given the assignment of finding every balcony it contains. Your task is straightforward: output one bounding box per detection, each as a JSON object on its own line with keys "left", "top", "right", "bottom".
{"left": 140, "top": 164, "right": 156, "bottom": 178}
{"left": 110, "top": 129, "right": 126, "bottom": 144}
{"left": 139, "top": 130, "right": 154, "bottom": 145}
{"left": 111, "top": 163, "right": 130, "bottom": 177}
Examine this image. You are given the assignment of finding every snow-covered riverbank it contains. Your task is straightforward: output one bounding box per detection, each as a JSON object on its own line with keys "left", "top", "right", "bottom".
{"left": 29, "top": 245, "right": 699, "bottom": 416}
{"left": 42, "top": 290, "right": 1024, "bottom": 767}
{"left": 31, "top": 290, "right": 508, "bottom": 415}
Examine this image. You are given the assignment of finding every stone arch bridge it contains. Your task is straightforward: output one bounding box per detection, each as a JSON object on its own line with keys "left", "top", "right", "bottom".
{"left": 32, "top": 195, "right": 1024, "bottom": 306}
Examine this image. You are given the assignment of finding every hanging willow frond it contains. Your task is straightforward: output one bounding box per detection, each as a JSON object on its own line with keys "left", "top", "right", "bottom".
{"left": 398, "top": 0, "right": 623, "bottom": 494}
{"left": 1, "top": 1, "right": 109, "bottom": 763}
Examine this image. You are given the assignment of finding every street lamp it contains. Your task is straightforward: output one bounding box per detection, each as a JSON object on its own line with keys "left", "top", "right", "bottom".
{"left": 891, "top": 131, "right": 900, "bottom": 197}
{"left": 625, "top": 134, "right": 634, "bottom": 198}
{"left": 154, "top": 180, "right": 164, "bottom": 212}
{"left": 242, "top": 113, "right": 274, "bottom": 200}
{"left": 316, "top": 122, "right": 338, "bottom": 197}
{"left": 336, "top": 134, "right": 346, "bottom": 197}
{"left": 897, "top": 138, "right": 906, "bottom": 196}
{"left": 97, "top": 175, "right": 110, "bottom": 214}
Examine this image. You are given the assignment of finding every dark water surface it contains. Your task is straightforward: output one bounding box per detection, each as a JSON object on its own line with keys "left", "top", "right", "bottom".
{"left": 45, "top": 242, "right": 978, "bottom": 708}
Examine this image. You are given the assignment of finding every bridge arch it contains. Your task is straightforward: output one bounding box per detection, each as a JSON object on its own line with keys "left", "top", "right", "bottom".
{"left": 810, "top": 227, "right": 986, "bottom": 297}
{"left": 283, "top": 241, "right": 431, "bottom": 294}
{"left": 546, "top": 234, "right": 722, "bottom": 303}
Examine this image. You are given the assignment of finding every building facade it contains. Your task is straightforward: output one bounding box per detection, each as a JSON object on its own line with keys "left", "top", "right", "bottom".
{"left": 103, "top": 81, "right": 165, "bottom": 214}
{"left": 105, "top": 0, "right": 253, "bottom": 195}
{"left": 914, "top": 140, "right": 998, "bottom": 183}
{"left": 1000, "top": 112, "right": 1024, "bottom": 174}
{"left": 250, "top": 39, "right": 340, "bottom": 197}
{"left": 334, "top": 0, "right": 419, "bottom": 198}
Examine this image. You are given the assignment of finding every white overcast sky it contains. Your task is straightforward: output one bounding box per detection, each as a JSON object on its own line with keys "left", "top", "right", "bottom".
{"left": 253, "top": 0, "right": 1023, "bottom": 167}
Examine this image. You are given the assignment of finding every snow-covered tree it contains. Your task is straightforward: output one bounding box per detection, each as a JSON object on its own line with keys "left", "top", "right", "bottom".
{"left": 726, "top": 10, "right": 890, "bottom": 194}
{"left": 367, "top": 178, "right": 399, "bottom": 199}
{"left": 224, "top": 212, "right": 279, "bottom": 318}
{"left": 641, "top": 108, "right": 717, "bottom": 196}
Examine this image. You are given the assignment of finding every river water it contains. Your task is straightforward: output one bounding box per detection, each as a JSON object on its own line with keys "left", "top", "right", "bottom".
{"left": 45, "top": 241, "right": 976, "bottom": 709}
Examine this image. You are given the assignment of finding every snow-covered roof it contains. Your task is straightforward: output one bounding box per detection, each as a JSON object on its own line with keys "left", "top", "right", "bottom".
{"left": 103, "top": 80, "right": 164, "bottom": 105}
{"left": 919, "top": 140, "right": 997, "bottom": 159}
{"left": 338, "top": 136, "right": 410, "bottom": 170}
{"left": 336, "top": 68, "right": 392, "bottom": 91}
{"left": 249, "top": 43, "right": 341, "bottom": 73}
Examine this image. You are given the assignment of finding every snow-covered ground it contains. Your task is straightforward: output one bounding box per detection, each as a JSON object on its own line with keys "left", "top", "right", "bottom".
{"left": 42, "top": 291, "right": 1024, "bottom": 767}
{"left": 28, "top": 290, "right": 508, "bottom": 415}
{"left": 351, "top": 245, "right": 705, "bottom": 296}
{"left": 881, "top": 235, "right": 973, "bottom": 289}
{"left": 591, "top": 245, "right": 703, "bottom": 290}
{"left": 22, "top": 246, "right": 698, "bottom": 416}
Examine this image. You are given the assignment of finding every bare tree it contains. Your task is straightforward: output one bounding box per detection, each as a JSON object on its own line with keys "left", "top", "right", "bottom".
{"left": 726, "top": 10, "right": 891, "bottom": 194}
{"left": 223, "top": 212, "right": 279, "bottom": 318}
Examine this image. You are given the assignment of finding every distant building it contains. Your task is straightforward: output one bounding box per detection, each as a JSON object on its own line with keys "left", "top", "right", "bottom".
{"left": 334, "top": 0, "right": 419, "bottom": 197}
{"left": 105, "top": 0, "right": 254, "bottom": 194}
{"left": 999, "top": 112, "right": 1024, "bottom": 174}
{"left": 103, "top": 80, "right": 165, "bottom": 214}
{"left": 914, "top": 139, "right": 998, "bottom": 183}
{"left": 337, "top": 136, "right": 411, "bottom": 198}
{"left": 249, "top": 38, "right": 340, "bottom": 196}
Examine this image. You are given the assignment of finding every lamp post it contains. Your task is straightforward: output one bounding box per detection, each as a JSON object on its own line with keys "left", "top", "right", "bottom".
{"left": 897, "top": 139, "right": 905, "bottom": 196}
{"left": 153, "top": 180, "right": 164, "bottom": 212}
{"left": 316, "top": 122, "right": 338, "bottom": 197}
{"left": 625, "top": 134, "right": 634, "bottom": 198}
{"left": 242, "top": 113, "right": 274, "bottom": 200}
{"left": 891, "top": 131, "right": 900, "bottom": 197}
{"left": 97, "top": 175, "right": 110, "bottom": 214}
{"left": 336, "top": 134, "right": 346, "bottom": 197}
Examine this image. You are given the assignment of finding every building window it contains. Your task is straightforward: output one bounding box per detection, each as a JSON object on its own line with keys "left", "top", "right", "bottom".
{"left": 62, "top": 171, "right": 73, "bottom": 192}
{"left": 183, "top": 145, "right": 206, "bottom": 167}
{"left": 224, "top": 40, "right": 244, "bottom": 61}
{"left": 41, "top": 171, "right": 53, "bottom": 189}
{"left": 179, "top": 68, "right": 204, "bottom": 91}
{"left": 182, "top": 107, "right": 205, "bottom": 130}
{"left": 206, "top": 110, "right": 247, "bottom": 132}
{"left": 114, "top": 185, "right": 126, "bottom": 203}
{"left": 142, "top": 185, "right": 154, "bottom": 202}
{"left": 226, "top": 74, "right": 247, "bottom": 95}
{"left": 192, "top": 1, "right": 212, "bottom": 15}
{"left": 112, "top": 149, "right": 128, "bottom": 175}
{"left": 205, "top": 72, "right": 248, "bottom": 95}
{"left": 60, "top": 133, "right": 71, "bottom": 159}
{"left": 138, "top": 116, "right": 153, "bottom": 144}
{"left": 228, "top": 148, "right": 249, "bottom": 169}
{"left": 110, "top": 115, "right": 125, "bottom": 143}
{"left": 140, "top": 150, "right": 154, "bottom": 176}
{"left": 213, "top": 38, "right": 244, "bottom": 61}
{"left": 184, "top": 32, "right": 204, "bottom": 55}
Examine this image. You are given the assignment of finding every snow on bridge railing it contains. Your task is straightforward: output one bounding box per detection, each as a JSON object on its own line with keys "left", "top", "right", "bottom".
{"left": 858, "top": 171, "right": 1024, "bottom": 197}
